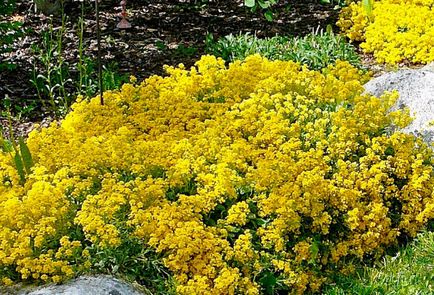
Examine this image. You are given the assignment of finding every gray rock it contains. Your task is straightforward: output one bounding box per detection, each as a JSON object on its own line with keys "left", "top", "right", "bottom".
{"left": 364, "top": 69, "right": 434, "bottom": 144}
{"left": 422, "top": 62, "right": 434, "bottom": 72}
{"left": 2, "top": 275, "right": 146, "bottom": 295}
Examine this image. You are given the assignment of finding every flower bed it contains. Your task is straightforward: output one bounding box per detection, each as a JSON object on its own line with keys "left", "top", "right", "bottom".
{"left": 2, "top": 55, "right": 434, "bottom": 294}
{"left": 338, "top": 0, "right": 434, "bottom": 64}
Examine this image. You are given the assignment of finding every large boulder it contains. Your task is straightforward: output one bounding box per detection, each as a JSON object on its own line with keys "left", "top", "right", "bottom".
{"left": 2, "top": 275, "right": 146, "bottom": 295}
{"left": 364, "top": 66, "right": 434, "bottom": 144}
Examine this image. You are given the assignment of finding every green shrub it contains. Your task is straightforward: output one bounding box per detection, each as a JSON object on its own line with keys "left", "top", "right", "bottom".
{"left": 205, "top": 29, "right": 363, "bottom": 70}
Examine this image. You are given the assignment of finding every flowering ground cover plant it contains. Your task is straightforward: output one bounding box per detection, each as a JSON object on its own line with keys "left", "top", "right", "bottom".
{"left": 2, "top": 55, "right": 434, "bottom": 294}
{"left": 338, "top": 0, "right": 434, "bottom": 64}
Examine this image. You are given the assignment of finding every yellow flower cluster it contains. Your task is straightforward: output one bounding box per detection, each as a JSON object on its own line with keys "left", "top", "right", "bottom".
{"left": 2, "top": 55, "right": 434, "bottom": 294}
{"left": 338, "top": 0, "right": 434, "bottom": 64}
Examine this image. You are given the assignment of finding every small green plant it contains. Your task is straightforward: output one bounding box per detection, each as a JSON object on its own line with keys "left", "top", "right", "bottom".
{"left": 244, "top": 0, "right": 278, "bottom": 21}
{"left": 155, "top": 40, "right": 198, "bottom": 58}
{"left": 12, "top": 103, "right": 38, "bottom": 120}
{"left": 76, "top": 56, "right": 99, "bottom": 98}
{"left": 155, "top": 40, "right": 167, "bottom": 51}
{"left": 0, "top": 0, "right": 24, "bottom": 71}
{"left": 1, "top": 93, "right": 37, "bottom": 120}
{"left": 30, "top": 11, "right": 72, "bottom": 116}
{"left": 0, "top": 99, "right": 34, "bottom": 185}
{"left": 90, "top": 238, "right": 175, "bottom": 294}
{"left": 205, "top": 28, "right": 363, "bottom": 70}
{"left": 174, "top": 44, "right": 198, "bottom": 58}
{"left": 102, "top": 62, "right": 130, "bottom": 91}
{"left": 30, "top": 0, "right": 131, "bottom": 116}
{"left": 77, "top": 0, "right": 89, "bottom": 96}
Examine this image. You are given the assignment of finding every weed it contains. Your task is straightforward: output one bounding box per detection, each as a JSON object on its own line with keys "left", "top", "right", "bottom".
{"left": 244, "top": 0, "right": 278, "bottom": 21}
{"left": 175, "top": 44, "right": 198, "bottom": 58}
{"left": 0, "top": 98, "right": 34, "bottom": 185}
{"left": 90, "top": 237, "right": 175, "bottom": 294}
{"left": 30, "top": 0, "right": 131, "bottom": 116}
{"left": 30, "top": 12, "right": 72, "bottom": 116}
{"left": 0, "top": 0, "right": 25, "bottom": 71}
{"left": 205, "top": 28, "right": 363, "bottom": 70}
{"left": 155, "top": 40, "right": 198, "bottom": 58}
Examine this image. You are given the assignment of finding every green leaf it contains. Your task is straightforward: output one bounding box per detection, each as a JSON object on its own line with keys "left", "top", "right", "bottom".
{"left": 309, "top": 240, "right": 320, "bottom": 265}
{"left": 14, "top": 151, "right": 26, "bottom": 184}
{"left": 245, "top": 0, "right": 255, "bottom": 8}
{"left": 362, "top": 0, "right": 374, "bottom": 20}
{"left": 264, "top": 10, "right": 274, "bottom": 21}
{"left": 326, "top": 24, "right": 334, "bottom": 35}
{"left": 311, "top": 241, "right": 319, "bottom": 258}
{"left": 254, "top": 218, "right": 268, "bottom": 226}
{"left": 1, "top": 139, "right": 13, "bottom": 153}
{"left": 259, "top": 271, "right": 277, "bottom": 294}
{"left": 258, "top": 0, "right": 270, "bottom": 9}
{"left": 19, "top": 137, "right": 33, "bottom": 174}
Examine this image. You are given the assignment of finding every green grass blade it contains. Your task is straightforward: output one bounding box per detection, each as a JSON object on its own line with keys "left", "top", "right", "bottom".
{"left": 362, "top": 0, "right": 374, "bottom": 20}
{"left": 18, "top": 137, "right": 33, "bottom": 174}
{"left": 1, "top": 139, "right": 13, "bottom": 153}
{"left": 14, "top": 151, "right": 26, "bottom": 184}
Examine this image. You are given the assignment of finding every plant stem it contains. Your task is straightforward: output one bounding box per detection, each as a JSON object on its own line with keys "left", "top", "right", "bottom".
{"left": 58, "top": 0, "right": 69, "bottom": 111}
{"left": 6, "top": 110, "right": 17, "bottom": 153}
{"left": 95, "top": 0, "right": 104, "bottom": 105}
{"left": 78, "top": 0, "right": 85, "bottom": 95}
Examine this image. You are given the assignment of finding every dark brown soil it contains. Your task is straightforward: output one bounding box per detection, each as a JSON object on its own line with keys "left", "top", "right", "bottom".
{"left": 0, "top": 0, "right": 340, "bottom": 135}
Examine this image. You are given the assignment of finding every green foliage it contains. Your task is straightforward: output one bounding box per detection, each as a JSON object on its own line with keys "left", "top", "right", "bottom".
{"left": 1, "top": 93, "right": 37, "bottom": 121}
{"left": 362, "top": 0, "right": 374, "bottom": 20}
{"left": 13, "top": 151, "right": 26, "bottom": 184}
{"left": 154, "top": 40, "right": 199, "bottom": 58}
{"left": 102, "top": 63, "right": 130, "bottom": 92}
{"left": 319, "top": 0, "right": 347, "bottom": 7}
{"left": 30, "top": 1, "right": 130, "bottom": 116}
{"left": 174, "top": 44, "right": 198, "bottom": 58}
{"left": 324, "top": 231, "right": 434, "bottom": 294}
{"left": 244, "top": 0, "right": 278, "bottom": 21}
{"left": 0, "top": 103, "right": 34, "bottom": 185}
{"left": 0, "top": 0, "right": 15, "bottom": 14}
{"left": 244, "top": 0, "right": 278, "bottom": 9}
{"left": 18, "top": 137, "right": 34, "bottom": 175}
{"left": 30, "top": 18, "right": 72, "bottom": 116}
{"left": 90, "top": 239, "right": 174, "bottom": 295}
{"left": 205, "top": 29, "right": 363, "bottom": 70}
{"left": 0, "top": 0, "right": 24, "bottom": 71}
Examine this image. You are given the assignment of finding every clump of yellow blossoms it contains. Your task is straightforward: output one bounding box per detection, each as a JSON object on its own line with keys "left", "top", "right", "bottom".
{"left": 2, "top": 55, "right": 434, "bottom": 294}
{"left": 338, "top": 0, "right": 434, "bottom": 64}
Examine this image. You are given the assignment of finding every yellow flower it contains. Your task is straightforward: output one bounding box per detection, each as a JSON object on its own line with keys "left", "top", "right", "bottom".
{"left": 226, "top": 201, "right": 250, "bottom": 226}
{"left": 338, "top": 0, "right": 434, "bottom": 64}
{"left": 1, "top": 55, "right": 434, "bottom": 294}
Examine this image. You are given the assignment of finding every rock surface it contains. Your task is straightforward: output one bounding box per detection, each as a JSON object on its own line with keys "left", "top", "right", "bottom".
{"left": 422, "top": 62, "right": 434, "bottom": 72}
{"left": 2, "top": 275, "right": 146, "bottom": 295}
{"left": 364, "top": 68, "right": 434, "bottom": 144}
